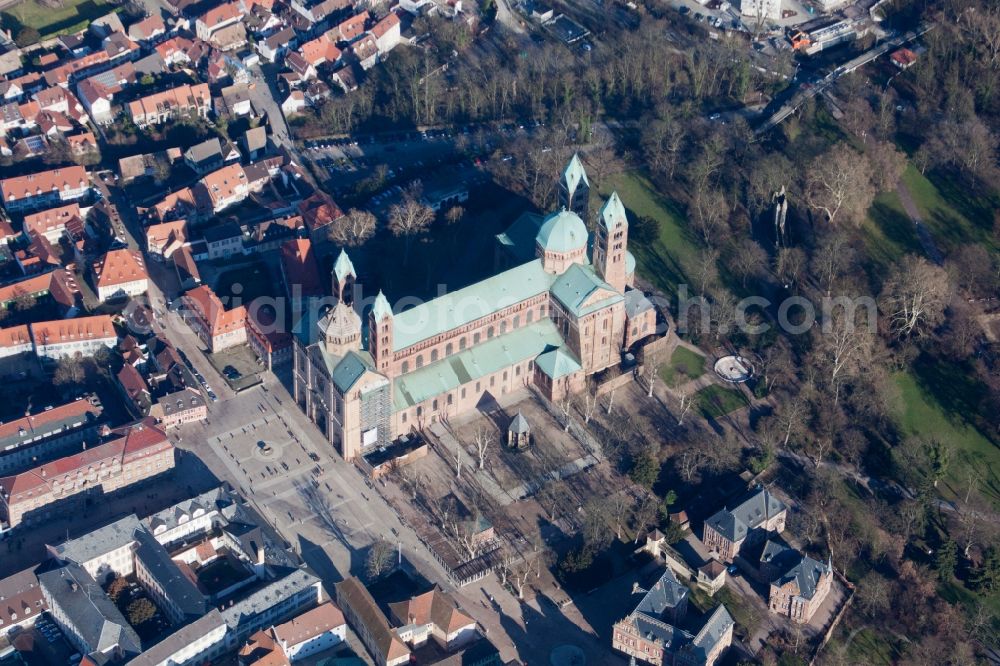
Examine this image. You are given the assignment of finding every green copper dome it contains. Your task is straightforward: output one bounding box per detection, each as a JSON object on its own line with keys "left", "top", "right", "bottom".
{"left": 535, "top": 210, "right": 588, "bottom": 254}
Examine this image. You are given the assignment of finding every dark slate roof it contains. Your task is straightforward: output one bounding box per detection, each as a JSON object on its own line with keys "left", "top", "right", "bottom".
{"left": 133, "top": 528, "right": 207, "bottom": 620}
{"left": 634, "top": 567, "right": 687, "bottom": 620}
{"left": 773, "top": 554, "right": 831, "bottom": 601}
{"left": 203, "top": 221, "right": 243, "bottom": 243}
{"left": 707, "top": 487, "right": 787, "bottom": 542}
{"left": 508, "top": 412, "right": 530, "bottom": 434}
{"left": 37, "top": 563, "right": 141, "bottom": 657}
{"left": 632, "top": 614, "right": 692, "bottom": 651}
{"left": 691, "top": 605, "right": 734, "bottom": 659}
{"left": 760, "top": 538, "right": 798, "bottom": 571}
{"left": 624, "top": 288, "right": 654, "bottom": 318}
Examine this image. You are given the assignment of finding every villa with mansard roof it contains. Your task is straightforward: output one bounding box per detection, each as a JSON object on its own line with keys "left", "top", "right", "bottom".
{"left": 293, "top": 156, "right": 661, "bottom": 461}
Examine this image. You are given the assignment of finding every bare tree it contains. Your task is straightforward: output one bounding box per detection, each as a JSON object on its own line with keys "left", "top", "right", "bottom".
{"left": 880, "top": 256, "right": 952, "bottom": 339}
{"left": 580, "top": 384, "right": 599, "bottom": 424}
{"left": 366, "top": 539, "right": 395, "bottom": 579}
{"left": 805, "top": 144, "right": 875, "bottom": 226}
{"left": 690, "top": 188, "right": 730, "bottom": 247}
{"left": 676, "top": 390, "right": 693, "bottom": 426}
{"left": 444, "top": 205, "right": 465, "bottom": 225}
{"left": 472, "top": 428, "right": 494, "bottom": 470}
{"left": 644, "top": 350, "right": 659, "bottom": 398}
{"left": 388, "top": 187, "right": 435, "bottom": 264}
{"left": 330, "top": 208, "right": 378, "bottom": 246}
{"left": 815, "top": 309, "right": 875, "bottom": 405}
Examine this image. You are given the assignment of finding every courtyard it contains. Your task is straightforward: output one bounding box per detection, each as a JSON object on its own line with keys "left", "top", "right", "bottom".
{"left": 207, "top": 344, "right": 264, "bottom": 392}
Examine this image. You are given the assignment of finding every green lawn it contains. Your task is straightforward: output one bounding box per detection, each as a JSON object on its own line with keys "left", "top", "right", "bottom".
{"left": 844, "top": 627, "right": 901, "bottom": 666}
{"left": 889, "top": 367, "right": 999, "bottom": 509}
{"left": 899, "top": 165, "right": 999, "bottom": 254}
{"left": 862, "top": 189, "right": 922, "bottom": 279}
{"left": 695, "top": 384, "right": 749, "bottom": 419}
{"left": 658, "top": 346, "right": 706, "bottom": 387}
{"left": 600, "top": 171, "right": 700, "bottom": 296}
{"left": 5, "top": 0, "right": 114, "bottom": 37}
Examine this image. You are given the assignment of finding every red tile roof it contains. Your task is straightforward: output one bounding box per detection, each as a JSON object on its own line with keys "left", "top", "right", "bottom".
{"left": 273, "top": 602, "right": 346, "bottom": 646}
{"left": 183, "top": 285, "right": 245, "bottom": 336}
{"left": 0, "top": 166, "right": 88, "bottom": 203}
{"left": 0, "top": 324, "right": 31, "bottom": 349}
{"left": 31, "top": 314, "right": 116, "bottom": 347}
{"left": 94, "top": 248, "right": 148, "bottom": 288}
{"left": 0, "top": 420, "right": 169, "bottom": 502}
{"left": 279, "top": 239, "right": 323, "bottom": 298}
{"left": 22, "top": 203, "right": 82, "bottom": 238}
{"left": 0, "top": 398, "right": 101, "bottom": 443}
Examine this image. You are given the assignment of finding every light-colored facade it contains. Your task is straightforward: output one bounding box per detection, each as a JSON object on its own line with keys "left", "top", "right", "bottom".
{"left": 0, "top": 166, "right": 90, "bottom": 212}
{"left": 0, "top": 421, "right": 173, "bottom": 529}
{"left": 294, "top": 159, "right": 658, "bottom": 461}
{"left": 30, "top": 315, "right": 117, "bottom": 362}
{"left": 703, "top": 487, "right": 788, "bottom": 562}
{"left": 127, "top": 83, "right": 211, "bottom": 128}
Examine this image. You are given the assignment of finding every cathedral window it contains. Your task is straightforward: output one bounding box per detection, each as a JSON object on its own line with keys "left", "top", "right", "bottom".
{"left": 487, "top": 326, "right": 494, "bottom": 339}
{"left": 416, "top": 355, "right": 424, "bottom": 369}
{"left": 402, "top": 361, "right": 409, "bottom": 373}
{"left": 431, "top": 349, "right": 439, "bottom": 362}
{"left": 526, "top": 311, "right": 534, "bottom": 323}
{"left": 460, "top": 338, "right": 466, "bottom": 350}
{"left": 446, "top": 343, "right": 453, "bottom": 356}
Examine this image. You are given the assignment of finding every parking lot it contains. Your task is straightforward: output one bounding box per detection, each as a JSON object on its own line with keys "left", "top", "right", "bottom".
{"left": 208, "top": 345, "right": 263, "bottom": 392}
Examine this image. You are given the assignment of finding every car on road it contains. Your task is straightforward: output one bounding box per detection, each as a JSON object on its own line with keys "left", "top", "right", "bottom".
{"left": 207, "top": 390, "right": 218, "bottom": 402}
{"left": 678, "top": 5, "right": 689, "bottom": 14}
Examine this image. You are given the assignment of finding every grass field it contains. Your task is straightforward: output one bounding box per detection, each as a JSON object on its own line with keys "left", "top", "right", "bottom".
{"left": 695, "top": 384, "right": 749, "bottom": 418}
{"left": 844, "top": 627, "right": 902, "bottom": 665}
{"left": 862, "top": 189, "right": 922, "bottom": 278}
{"left": 658, "top": 346, "right": 706, "bottom": 387}
{"left": 899, "top": 165, "right": 999, "bottom": 254}
{"left": 600, "top": 171, "right": 700, "bottom": 297}
{"left": 5, "top": 0, "right": 114, "bottom": 37}
{"left": 888, "top": 366, "right": 999, "bottom": 509}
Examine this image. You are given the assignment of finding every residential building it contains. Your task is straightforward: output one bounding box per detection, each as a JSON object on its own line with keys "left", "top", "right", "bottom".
{"left": 128, "top": 14, "right": 167, "bottom": 42}
{"left": 182, "top": 285, "right": 247, "bottom": 351}
{"left": 0, "top": 568, "right": 47, "bottom": 632}
{"left": 198, "top": 163, "right": 250, "bottom": 213}
{"left": 247, "top": 307, "right": 293, "bottom": 370}
{"left": 127, "top": 83, "right": 211, "bottom": 128}
{"left": 0, "top": 269, "right": 81, "bottom": 314}
{"left": 335, "top": 577, "right": 410, "bottom": 666}
{"left": 184, "top": 137, "right": 226, "bottom": 174}
{"left": 388, "top": 587, "right": 477, "bottom": 650}
{"left": 240, "top": 602, "right": 347, "bottom": 662}
{"left": 612, "top": 568, "right": 733, "bottom": 666}
{"left": 370, "top": 12, "right": 401, "bottom": 55}
{"left": 0, "top": 165, "right": 90, "bottom": 212}
{"left": 297, "top": 190, "right": 344, "bottom": 237}
{"left": 204, "top": 221, "right": 245, "bottom": 259}
{"left": 129, "top": 609, "right": 229, "bottom": 666}
{"left": 763, "top": 541, "right": 833, "bottom": 624}
{"left": 0, "top": 323, "right": 37, "bottom": 379}
{"left": 259, "top": 27, "right": 298, "bottom": 62}
{"left": 0, "top": 420, "right": 173, "bottom": 529}
{"left": 93, "top": 248, "right": 148, "bottom": 301}
{"left": 149, "top": 386, "right": 208, "bottom": 428}
{"left": 146, "top": 219, "right": 188, "bottom": 259}
{"left": 196, "top": 1, "right": 242, "bottom": 41}
{"left": 703, "top": 487, "right": 788, "bottom": 562}
{"left": 294, "top": 158, "right": 655, "bottom": 461}
{"left": 220, "top": 569, "right": 324, "bottom": 647}
{"left": 0, "top": 398, "right": 104, "bottom": 475}
{"left": 22, "top": 203, "right": 83, "bottom": 243}
{"left": 38, "top": 562, "right": 142, "bottom": 662}
{"left": 30, "top": 314, "right": 117, "bottom": 362}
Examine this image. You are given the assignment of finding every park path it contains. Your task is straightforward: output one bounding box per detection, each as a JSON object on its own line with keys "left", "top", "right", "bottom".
{"left": 896, "top": 178, "right": 944, "bottom": 264}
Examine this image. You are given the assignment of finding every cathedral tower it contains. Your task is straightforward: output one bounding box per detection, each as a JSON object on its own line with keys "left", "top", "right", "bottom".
{"left": 559, "top": 153, "right": 590, "bottom": 221}
{"left": 368, "top": 291, "right": 394, "bottom": 377}
{"left": 594, "top": 191, "right": 629, "bottom": 293}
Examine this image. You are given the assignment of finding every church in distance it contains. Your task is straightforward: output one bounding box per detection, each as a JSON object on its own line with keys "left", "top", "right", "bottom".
{"left": 293, "top": 156, "right": 661, "bottom": 460}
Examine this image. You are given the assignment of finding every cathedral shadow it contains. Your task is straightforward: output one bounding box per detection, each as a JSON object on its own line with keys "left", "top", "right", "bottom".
{"left": 295, "top": 534, "right": 342, "bottom": 595}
